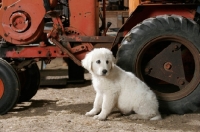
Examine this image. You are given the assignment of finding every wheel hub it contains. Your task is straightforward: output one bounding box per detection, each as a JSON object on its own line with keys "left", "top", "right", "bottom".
{"left": 145, "top": 42, "right": 188, "bottom": 89}
{"left": 9, "top": 12, "right": 30, "bottom": 33}
{"left": 0, "top": 79, "right": 4, "bottom": 98}
{"left": 136, "top": 36, "right": 200, "bottom": 101}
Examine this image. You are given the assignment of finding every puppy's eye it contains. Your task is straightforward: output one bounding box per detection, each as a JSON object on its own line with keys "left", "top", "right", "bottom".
{"left": 96, "top": 60, "right": 101, "bottom": 64}
{"left": 106, "top": 60, "right": 109, "bottom": 64}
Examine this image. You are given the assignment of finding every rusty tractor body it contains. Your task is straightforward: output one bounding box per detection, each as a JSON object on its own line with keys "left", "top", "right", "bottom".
{"left": 0, "top": 0, "right": 200, "bottom": 114}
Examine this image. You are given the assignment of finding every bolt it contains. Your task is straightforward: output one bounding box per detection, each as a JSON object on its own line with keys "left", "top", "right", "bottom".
{"left": 166, "top": 64, "right": 171, "bottom": 69}
{"left": 13, "top": 22, "right": 17, "bottom": 26}
{"left": 4, "top": 6, "right": 7, "bottom": 10}
{"left": 174, "top": 45, "right": 180, "bottom": 51}
{"left": 126, "top": 36, "right": 132, "bottom": 42}
{"left": 4, "top": 33, "right": 8, "bottom": 37}
{"left": 59, "top": 50, "right": 63, "bottom": 55}
{"left": 178, "top": 79, "right": 185, "bottom": 85}
{"left": 39, "top": 41, "right": 46, "bottom": 47}
{"left": 164, "top": 62, "right": 172, "bottom": 70}
{"left": 145, "top": 67, "right": 152, "bottom": 74}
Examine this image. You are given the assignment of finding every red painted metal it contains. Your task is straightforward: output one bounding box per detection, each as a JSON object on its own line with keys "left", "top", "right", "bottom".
{"left": 68, "top": 0, "right": 99, "bottom": 36}
{"left": 0, "top": 1, "right": 198, "bottom": 65}
{"left": 0, "top": 0, "right": 45, "bottom": 45}
{"left": 51, "top": 17, "right": 65, "bottom": 33}
{"left": 52, "top": 39, "right": 81, "bottom": 65}
{"left": 49, "top": 13, "right": 106, "bottom": 64}
{"left": 9, "top": 12, "right": 29, "bottom": 33}
{"left": 49, "top": 17, "right": 93, "bottom": 65}
{"left": 0, "top": 79, "right": 4, "bottom": 98}
{"left": 5, "top": 46, "right": 66, "bottom": 58}
{"left": 63, "top": 26, "right": 98, "bottom": 61}
{"left": 3, "top": 43, "right": 93, "bottom": 60}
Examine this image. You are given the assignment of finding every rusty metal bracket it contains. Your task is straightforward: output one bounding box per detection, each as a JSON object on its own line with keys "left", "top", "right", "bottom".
{"left": 51, "top": 39, "right": 81, "bottom": 66}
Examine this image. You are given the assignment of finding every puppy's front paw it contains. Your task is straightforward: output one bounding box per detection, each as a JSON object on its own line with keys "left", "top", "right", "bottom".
{"left": 93, "top": 115, "right": 106, "bottom": 121}
{"left": 85, "top": 112, "right": 95, "bottom": 116}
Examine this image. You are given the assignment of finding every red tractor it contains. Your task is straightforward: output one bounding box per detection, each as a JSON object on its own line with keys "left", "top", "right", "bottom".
{"left": 0, "top": 0, "right": 200, "bottom": 115}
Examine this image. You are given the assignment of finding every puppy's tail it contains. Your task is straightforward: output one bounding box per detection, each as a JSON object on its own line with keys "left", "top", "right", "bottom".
{"left": 150, "top": 114, "right": 162, "bottom": 120}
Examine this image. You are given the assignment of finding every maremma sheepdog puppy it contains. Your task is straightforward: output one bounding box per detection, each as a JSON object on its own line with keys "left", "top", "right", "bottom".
{"left": 82, "top": 48, "right": 161, "bottom": 121}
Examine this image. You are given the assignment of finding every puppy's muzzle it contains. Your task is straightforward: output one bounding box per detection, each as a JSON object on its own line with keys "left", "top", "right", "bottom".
{"left": 102, "top": 69, "right": 108, "bottom": 75}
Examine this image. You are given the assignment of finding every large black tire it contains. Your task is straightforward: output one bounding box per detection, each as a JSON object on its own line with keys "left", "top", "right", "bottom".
{"left": 0, "top": 59, "right": 20, "bottom": 114}
{"left": 116, "top": 15, "right": 200, "bottom": 114}
{"left": 18, "top": 63, "right": 40, "bottom": 102}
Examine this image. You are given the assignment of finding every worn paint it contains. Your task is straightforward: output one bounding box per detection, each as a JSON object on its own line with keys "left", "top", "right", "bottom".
{"left": 0, "top": 0, "right": 45, "bottom": 45}
{"left": 68, "top": 0, "right": 99, "bottom": 36}
{"left": 0, "top": 79, "right": 4, "bottom": 98}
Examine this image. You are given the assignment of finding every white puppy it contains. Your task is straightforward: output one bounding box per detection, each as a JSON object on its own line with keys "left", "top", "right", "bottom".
{"left": 82, "top": 48, "right": 161, "bottom": 121}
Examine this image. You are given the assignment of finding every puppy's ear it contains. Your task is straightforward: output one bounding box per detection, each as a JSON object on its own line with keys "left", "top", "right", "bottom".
{"left": 81, "top": 52, "right": 92, "bottom": 71}
{"left": 105, "top": 49, "right": 115, "bottom": 69}
{"left": 111, "top": 56, "right": 116, "bottom": 68}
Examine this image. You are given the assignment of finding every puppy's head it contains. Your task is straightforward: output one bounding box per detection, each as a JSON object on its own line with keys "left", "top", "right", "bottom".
{"left": 81, "top": 48, "right": 115, "bottom": 76}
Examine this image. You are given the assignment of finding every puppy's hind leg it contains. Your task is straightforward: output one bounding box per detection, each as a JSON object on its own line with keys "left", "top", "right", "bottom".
{"left": 86, "top": 93, "right": 102, "bottom": 116}
{"left": 129, "top": 113, "right": 161, "bottom": 120}
{"left": 129, "top": 114, "right": 152, "bottom": 120}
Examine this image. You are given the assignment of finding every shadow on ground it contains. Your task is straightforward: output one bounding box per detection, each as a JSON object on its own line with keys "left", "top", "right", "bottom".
{"left": 4, "top": 100, "right": 92, "bottom": 118}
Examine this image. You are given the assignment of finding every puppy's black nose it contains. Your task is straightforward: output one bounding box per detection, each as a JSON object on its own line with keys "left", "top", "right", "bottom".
{"left": 102, "top": 69, "right": 107, "bottom": 75}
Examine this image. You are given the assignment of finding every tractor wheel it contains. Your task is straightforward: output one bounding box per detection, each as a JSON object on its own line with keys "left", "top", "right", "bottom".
{"left": 18, "top": 63, "right": 40, "bottom": 102}
{"left": 0, "top": 58, "right": 20, "bottom": 114}
{"left": 116, "top": 15, "right": 200, "bottom": 114}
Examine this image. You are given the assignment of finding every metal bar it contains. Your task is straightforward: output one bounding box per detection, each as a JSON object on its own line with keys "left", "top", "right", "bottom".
{"left": 52, "top": 39, "right": 81, "bottom": 66}
{"left": 0, "top": 44, "right": 91, "bottom": 60}
{"left": 102, "top": 0, "right": 106, "bottom": 35}
{"left": 1, "top": 46, "right": 67, "bottom": 58}
{"left": 61, "top": 35, "right": 114, "bottom": 43}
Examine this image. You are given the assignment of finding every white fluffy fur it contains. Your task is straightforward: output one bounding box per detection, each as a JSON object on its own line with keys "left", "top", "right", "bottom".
{"left": 82, "top": 48, "right": 161, "bottom": 121}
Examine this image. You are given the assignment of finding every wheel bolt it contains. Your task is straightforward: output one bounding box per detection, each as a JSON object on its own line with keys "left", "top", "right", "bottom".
{"left": 174, "top": 45, "right": 179, "bottom": 51}
{"left": 164, "top": 62, "right": 172, "bottom": 70}
{"left": 178, "top": 79, "right": 185, "bottom": 85}
{"left": 145, "top": 67, "right": 152, "bottom": 74}
{"left": 126, "top": 36, "right": 132, "bottom": 42}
